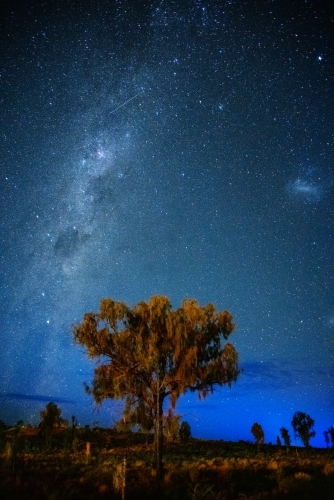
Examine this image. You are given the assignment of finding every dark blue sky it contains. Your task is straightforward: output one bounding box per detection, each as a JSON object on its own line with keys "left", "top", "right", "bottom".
{"left": 1, "top": 0, "right": 333, "bottom": 447}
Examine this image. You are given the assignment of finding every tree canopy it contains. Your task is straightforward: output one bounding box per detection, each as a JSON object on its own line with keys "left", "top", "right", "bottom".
{"left": 72, "top": 295, "right": 240, "bottom": 477}
{"left": 291, "top": 411, "right": 316, "bottom": 448}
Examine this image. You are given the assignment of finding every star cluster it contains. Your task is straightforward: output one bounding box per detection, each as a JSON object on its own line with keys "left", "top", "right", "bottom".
{"left": 1, "top": 1, "right": 333, "bottom": 445}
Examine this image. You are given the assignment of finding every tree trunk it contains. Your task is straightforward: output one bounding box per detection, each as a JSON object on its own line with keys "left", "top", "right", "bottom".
{"left": 153, "top": 370, "right": 164, "bottom": 482}
{"left": 155, "top": 394, "right": 164, "bottom": 481}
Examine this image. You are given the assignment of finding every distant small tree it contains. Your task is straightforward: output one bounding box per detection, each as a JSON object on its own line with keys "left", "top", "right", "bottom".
{"left": 291, "top": 411, "right": 315, "bottom": 448}
{"left": 324, "top": 426, "right": 334, "bottom": 448}
{"left": 179, "top": 421, "right": 191, "bottom": 445}
{"left": 40, "top": 402, "right": 64, "bottom": 430}
{"left": 71, "top": 415, "right": 78, "bottom": 439}
{"left": 0, "top": 420, "right": 6, "bottom": 453}
{"left": 324, "top": 430, "right": 330, "bottom": 448}
{"left": 69, "top": 415, "right": 78, "bottom": 451}
{"left": 251, "top": 423, "right": 264, "bottom": 451}
{"left": 280, "top": 427, "right": 291, "bottom": 452}
{"left": 276, "top": 435, "right": 282, "bottom": 447}
{"left": 328, "top": 426, "right": 334, "bottom": 447}
{"left": 39, "top": 402, "right": 65, "bottom": 450}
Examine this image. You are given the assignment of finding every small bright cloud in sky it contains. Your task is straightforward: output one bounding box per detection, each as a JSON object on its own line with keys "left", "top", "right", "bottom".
{"left": 286, "top": 166, "right": 331, "bottom": 203}
{"left": 287, "top": 177, "right": 322, "bottom": 202}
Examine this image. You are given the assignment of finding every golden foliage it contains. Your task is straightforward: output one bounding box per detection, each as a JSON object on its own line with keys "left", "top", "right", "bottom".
{"left": 72, "top": 295, "right": 239, "bottom": 435}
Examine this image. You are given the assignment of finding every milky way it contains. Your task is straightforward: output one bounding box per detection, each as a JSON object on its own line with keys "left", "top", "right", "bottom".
{"left": 1, "top": 1, "right": 333, "bottom": 445}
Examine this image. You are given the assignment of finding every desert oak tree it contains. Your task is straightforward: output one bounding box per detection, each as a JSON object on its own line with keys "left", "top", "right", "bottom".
{"left": 280, "top": 427, "right": 291, "bottom": 450}
{"left": 291, "top": 411, "right": 316, "bottom": 448}
{"left": 72, "top": 295, "right": 240, "bottom": 477}
{"left": 251, "top": 422, "right": 264, "bottom": 451}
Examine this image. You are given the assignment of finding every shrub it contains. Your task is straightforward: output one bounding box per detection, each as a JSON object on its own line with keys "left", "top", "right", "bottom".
{"left": 323, "top": 462, "right": 334, "bottom": 476}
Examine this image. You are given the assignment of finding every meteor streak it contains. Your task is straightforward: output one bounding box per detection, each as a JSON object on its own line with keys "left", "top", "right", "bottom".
{"left": 109, "top": 90, "right": 144, "bottom": 114}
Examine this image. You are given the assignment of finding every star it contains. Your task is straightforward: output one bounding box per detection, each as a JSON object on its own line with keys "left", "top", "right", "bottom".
{"left": 1, "top": 0, "right": 332, "bottom": 446}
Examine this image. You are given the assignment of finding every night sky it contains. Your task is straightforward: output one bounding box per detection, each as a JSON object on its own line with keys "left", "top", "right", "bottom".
{"left": 1, "top": 1, "right": 333, "bottom": 447}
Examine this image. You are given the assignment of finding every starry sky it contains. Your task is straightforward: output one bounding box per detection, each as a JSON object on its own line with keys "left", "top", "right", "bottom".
{"left": 1, "top": 0, "right": 333, "bottom": 447}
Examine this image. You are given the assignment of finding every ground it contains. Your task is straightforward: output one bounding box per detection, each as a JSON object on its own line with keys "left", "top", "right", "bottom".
{"left": 1, "top": 427, "right": 334, "bottom": 499}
